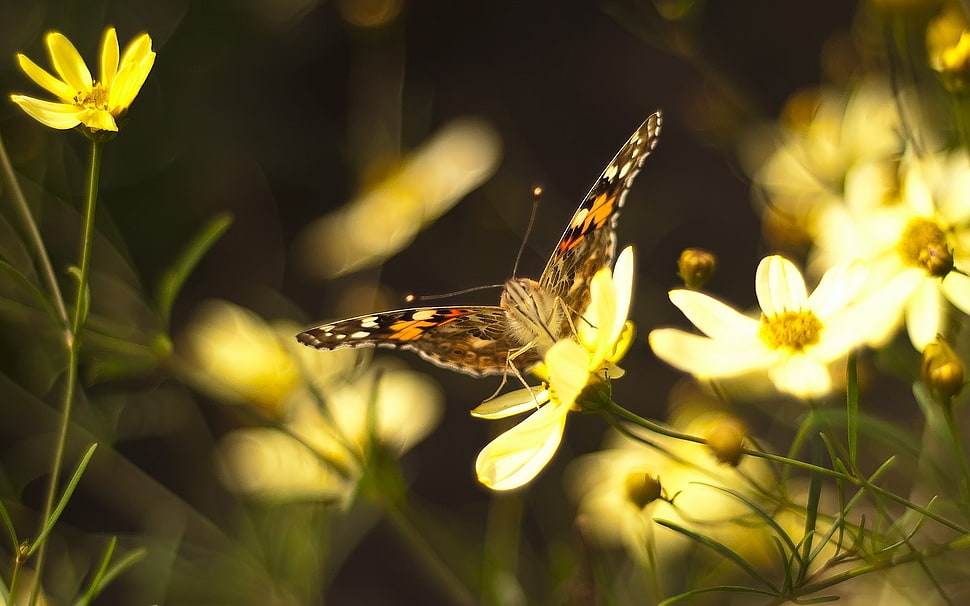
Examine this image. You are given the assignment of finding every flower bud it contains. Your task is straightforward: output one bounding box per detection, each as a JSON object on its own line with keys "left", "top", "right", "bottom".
{"left": 624, "top": 472, "right": 662, "bottom": 509}
{"left": 921, "top": 336, "right": 965, "bottom": 403}
{"left": 707, "top": 418, "right": 746, "bottom": 466}
{"left": 677, "top": 248, "right": 717, "bottom": 289}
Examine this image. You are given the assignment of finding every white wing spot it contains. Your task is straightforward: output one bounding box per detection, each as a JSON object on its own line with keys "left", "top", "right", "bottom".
{"left": 570, "top": 207, "right": 589, "bottom": 227}
{"left": 603, "top": 163, "right": 619, "bottom": 181}
{"left": 350, "top": 330, "right": 371, "bottom": 339}
{"left": 618, "top": 160, "right": 633, "bottom": 178}
{"left": 360, "top": 316, "right": 379, "bottom": 328}
{"left": 412, "top": 309, "right": 438, "bottom": 321}
{"left": 334, "top": 333, "right": 348, "bottom": 340}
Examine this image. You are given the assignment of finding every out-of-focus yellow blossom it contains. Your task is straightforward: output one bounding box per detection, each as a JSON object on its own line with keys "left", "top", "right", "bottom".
{"left": 11, "top": 27, "right": 155, "bottom": 132}
{"left": 473, "top": 247, "right": 635, "bottom": 491}
{"left": 746, "top": 81, "right": 903, "bottom": 245}
{"left": 812, "top": 150, "right": 970, "bottom": 349}
{"left": 216, "top": 361, "right": 443, "bottom": 503}
{"left": 921, "top": 335, "right": 965, "bottom": 403}
{"left": 649, "top": 255, "right": 903, "bottom": 399}
{"left": 294, "top": 118, "right": 501, "bottom": 278}
{"left": 566, "top": 411, "right": 772, "bottom": 566}
{"left": 928, "top": 3, "right": 970, "bottom": 90}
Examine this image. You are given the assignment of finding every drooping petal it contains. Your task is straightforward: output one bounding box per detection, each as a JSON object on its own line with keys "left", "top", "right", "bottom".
{"left": 668, "top": 290, "right": 760, "bottom": 340}
{"left": 46, "top": 31, "right": 92, "bottom": 93}
{"left": 475, "top": 401, "right": 569, "bottom": 490}
{"left": 471, "top": 386, "right": 548, "bottom": 419}
{"left": 768, "top": 353, "right": 832, "bottom": 399}
{"left": 15, "top": 54, "right": 75, "bottom": 101}
{"left": 648, "top": 329, "right": 776, "bottom": 378}
{"left": 806, "top": 260, "right": 866, "bottom": 319}
{"left": 906, "top": 278, "right": 945, "bottom": 350}
{"left": 9, "top": 96, "right": 81, "bottom": 129}
{"left": 756, "top": 256, "right": 808, "bottom": 315}
{"left": 74, "top": 107, "right": 118, "bottom": 131}
{"left": 99, "top": 27, "right": 120, "bottom": 89}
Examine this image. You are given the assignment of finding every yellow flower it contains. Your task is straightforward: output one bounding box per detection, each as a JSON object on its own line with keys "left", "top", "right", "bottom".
{"left": 812, "top": 150, "right": 970, "bottom": 349}
{"left": 649, "top": 255, "right": 902, "bottom": 399}
{"left": 473, "top": 247, "right": 635, "bottom": 490}
{"left": 566, "top": 411, "right": 772, "bottom": 566}
{"left": 10, "top": 27, "right": 155, "bottom": 132}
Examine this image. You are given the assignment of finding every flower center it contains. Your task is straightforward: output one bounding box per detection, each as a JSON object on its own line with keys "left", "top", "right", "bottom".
{"left": 758, "top": 310, "right": 823, "bottom": 352}
{"left": 75, "top": 83, "right": 109, "bottom": 110}
{"left": 896, "top": 218, "right": 953, "bottom": 277}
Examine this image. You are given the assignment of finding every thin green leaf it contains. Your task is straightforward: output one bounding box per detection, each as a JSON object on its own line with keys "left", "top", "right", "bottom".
{"left": 156, "top": 212, "right": 233, "bottom": 331}
{"left": 658, "top": 584, "right": 778, "bottom": 605}
{"left": 74, "top": 541, "right": 146, "bottom": 606}
{"left": 0, "top": 496, "right": 18, "bottom": 554}
{"left": 26, "top": 443, "right": 97, "bottom": 557}
{"left": 653, "top": 518, "right": 779, "bottom": 592}
{"left": 689, "top": 482, "right": 800, "bottom": 557}
{"left": 793, "top": 594, "right": 842, "bottom": 604}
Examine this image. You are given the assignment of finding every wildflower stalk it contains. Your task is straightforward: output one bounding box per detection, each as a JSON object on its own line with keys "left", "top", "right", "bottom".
{"left": 941, "top": 404, "right": 970, "bottom": 520}
{"left": 30, "top": 139, "right": 103, "bottom": 603}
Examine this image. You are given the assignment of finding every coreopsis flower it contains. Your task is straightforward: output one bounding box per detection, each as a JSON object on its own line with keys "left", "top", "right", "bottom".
{"left": 10, "top": 27, "right": 155, "bottom": 132}
{"left": 811, "top": 149, "right": 970, "bottom": 349}
{"left": 649, "top": 255, "right": 902, "bottom": 399}
{"left": 566, "top": 411, "right": 772, "bottom": 565}
{"left": 746, "top": 80, "right": 904, "bottom": 245}
{"left": 217, "top": 361, "right": 444, "bottom": 503}
{"left": 473, "top": 247, "right": 635, "bottom": 491}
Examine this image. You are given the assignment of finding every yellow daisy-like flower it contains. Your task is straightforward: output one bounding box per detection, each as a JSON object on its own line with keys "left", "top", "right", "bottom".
{"left": 649, "top": 255, "right": 902, "bottom": 399}
{"left": 812, "top": 150, "right": 970, "bottom": 349}
{"left": 472, "top": 246, "right": 635, "bottom": 491}
{"left": 10, "top": 27, "right": 155, "bottom": 132}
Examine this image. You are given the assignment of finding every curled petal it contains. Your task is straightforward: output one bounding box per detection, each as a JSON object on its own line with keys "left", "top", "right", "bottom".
{"left": 110, "top": 45, "right": 155, "bottom": 110}
{"left": 756, "top": 256, "right": 808, "bottom": 315}
{"left": 74, "top": 107, "right": 117, "bottom": 131}
{"left": 99, "top": 27, "right": 120, "bottom": 88}
{"left": 46, "top": 31, "right": 92, "bottom": 92}
{"left": 475, "top": 401, "right": 569, "bottom": 491}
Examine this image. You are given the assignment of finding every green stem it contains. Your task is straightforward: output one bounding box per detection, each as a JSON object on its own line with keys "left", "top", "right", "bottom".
{"left": 0, "top": 133, "right": 70, "bottom": 327}
{"left": 29, "top": 139, "right": 103, "bottom": 604}
{"left": 942, "top": 403, "right": 970, "bottom": 520}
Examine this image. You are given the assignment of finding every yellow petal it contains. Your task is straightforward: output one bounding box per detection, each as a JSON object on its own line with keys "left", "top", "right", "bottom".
{"left": 99, "top": 27, "right": 120, "bottom": 88}
{"left": 9, "top": 95, "right": 81, "bottom": 129}
{"left": 475, "top": 401, "right": 569, "bottom": 490}
{"left": 669, "top": 289, "right": 760, "bottom": 340}
{"left": 471, "top": 386, "right": 548, "bottom": 419}
{"left": 905, "top": 278, "right": 945, "bottom": 350}
{"left": 109, "top": 50, "right": 155, "bottom": 111}
{"left": 648, "top": 328, "right": 776, "bottom": 378}
{"left": 767, "top": 353, "right": 832, "bottom": 399}
{"left": 75, "top": 107, "right": 118, "bottom": 131}
{"left": 46, "top": 31, "right": 92, "bottom": 93}
{"left": 756, "top": 256, "right": 808, "bottom": 315}
{"left": 15, "top": 54, "right": 75, "bottom": 102}
{"left": 546, "top": 339, "right": 590, "bottom": 405}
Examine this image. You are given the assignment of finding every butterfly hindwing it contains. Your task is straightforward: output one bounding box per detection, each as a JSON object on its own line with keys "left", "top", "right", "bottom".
{"left": 297, "top": 306, "right": 531, "bottom": 376}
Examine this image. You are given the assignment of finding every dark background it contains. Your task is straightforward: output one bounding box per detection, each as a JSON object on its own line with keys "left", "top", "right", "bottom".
{"left": 0, "top": 0, "right": 859, "bottom": 603}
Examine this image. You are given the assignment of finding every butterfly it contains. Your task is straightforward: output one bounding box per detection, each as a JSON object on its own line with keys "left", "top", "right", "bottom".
{"left": 298, "top": 112, "right": 662, "bottom": 376}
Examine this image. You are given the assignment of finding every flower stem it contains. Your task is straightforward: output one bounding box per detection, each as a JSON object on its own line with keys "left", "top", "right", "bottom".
{"left": 29, "top": 139, "right": 103, "bottom": 604}
{"left": 942, "top": 403, "right": 970, "bottom": 520}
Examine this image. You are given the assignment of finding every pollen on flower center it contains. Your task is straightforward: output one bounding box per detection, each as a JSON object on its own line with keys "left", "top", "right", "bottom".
{"left": 75, "top": 83, "right": 109, "bottom": 110}
{"left": 896, "top": 218, "right": 954, "bottom": 277}
{"left": 758, "top": 310, "right": 823, "bottom": 352}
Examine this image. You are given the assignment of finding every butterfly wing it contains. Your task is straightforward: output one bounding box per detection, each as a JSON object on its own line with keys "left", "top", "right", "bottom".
{"left": 297, "top": 306, "right": 535, "bottom": 376}
{"left": 537, "top": 112, "right": 662, "bottom": 316}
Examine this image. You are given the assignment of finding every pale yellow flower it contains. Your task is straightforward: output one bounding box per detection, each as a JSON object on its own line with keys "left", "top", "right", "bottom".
{"left": 566, "top": 411, "right": 772, "bottom": 566}
{"left": 812, "top": 150, "right": 970, "bottom": 349}
{"left": 11, "top": 27, "right": 155, "bottom": 132}
{"left": 473, "top": 247, "right": 635, "bottom": 490}
{"left": 649, "top": 255, "right": 901, "bottom": 399}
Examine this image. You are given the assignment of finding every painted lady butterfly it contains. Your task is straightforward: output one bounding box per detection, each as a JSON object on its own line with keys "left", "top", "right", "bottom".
{"left": 298, "top": 112, "right": 662, "bottom": 376}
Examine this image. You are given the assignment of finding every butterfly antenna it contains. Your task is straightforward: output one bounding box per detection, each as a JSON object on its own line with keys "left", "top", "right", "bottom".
{"left": 404, "top": 283, "right": 503, "bottom": 303}
{"left": 510, "top": 186, "right": 543, "bottom": 278}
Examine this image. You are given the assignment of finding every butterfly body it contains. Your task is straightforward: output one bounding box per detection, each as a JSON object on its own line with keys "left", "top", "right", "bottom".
{"left": 298, "top": 112, "right": 663, "bottom": 376}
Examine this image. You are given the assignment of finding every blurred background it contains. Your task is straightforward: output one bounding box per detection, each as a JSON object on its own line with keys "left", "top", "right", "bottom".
{"left": 0, "top": 0, "right": 880, "bottom": 603}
